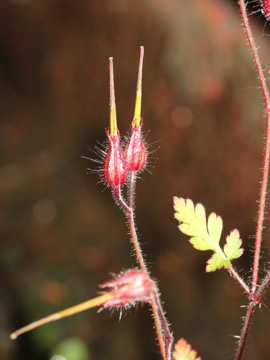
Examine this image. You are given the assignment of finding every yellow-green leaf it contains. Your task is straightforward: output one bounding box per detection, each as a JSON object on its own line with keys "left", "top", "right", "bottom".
{"left": 175, "top": 199, "right": 207, "bottom": 238}
{"left": 207, "top": 212, "right": 223, "bottom": 245}
{"left": 174, "top": 197, "right": 223, "bottom": 254}
{"left": 206, "top": 253, "right": 230, "bottom": 272}
{"left": 224, "top": 229, "right": 244, "bottom": 260}
{"left": 174, "top": 197, "right": 243, "bottom": 272}
{"left": 189, "top": 237, "right": 214, "bottom": 251}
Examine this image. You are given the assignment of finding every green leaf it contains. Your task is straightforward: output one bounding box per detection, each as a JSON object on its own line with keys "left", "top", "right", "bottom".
{"left": 224, "top": 229, "right": 244, "bottom": 260}
{"left": 206, "top": 253, "right": 230, "bottom": 272}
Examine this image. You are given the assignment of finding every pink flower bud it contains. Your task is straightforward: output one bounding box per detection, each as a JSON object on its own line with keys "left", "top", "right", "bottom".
{"left": 103, "top": 129, "right": 128, "bottom": 186}
{"left": 124, "top": 47, "right": 147, "bottom": 172}
{"left": 262, "top": 0, "right": 270, "bottom": 21}
{"left": 99, "top": 269, "right": 153, "bottom": 308}
{"left": 125, "top": 123, "right": 147, "bottom": 172}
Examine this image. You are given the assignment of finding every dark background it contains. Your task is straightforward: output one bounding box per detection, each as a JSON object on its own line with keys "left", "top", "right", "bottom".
{"left": 1, "top": 0, "right": 270, "bottom": 359}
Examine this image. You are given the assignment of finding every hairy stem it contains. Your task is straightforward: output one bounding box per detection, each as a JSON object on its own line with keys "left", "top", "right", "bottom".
{"left": 128, "top": 172, "right": 147, "bottom": 271}
{"left": 229, "top": 265, "right": 250, "bottom": 295}
{"left": 235, "top": 1, "right": 270, "bottom": 359}
{"left": 113, "top": 185, "right": 132, "bottom": 214}
{"left": 150, "top": 299, "right": 166, "bottom": 359}
{"left": 153, "top": 289, "right": 173, "bottom": 360}
{"left": 238, "top": 0, "right": 270, "bottom": 294}
{"left": 128, "top": 170, "right": 173, "bottom": 360}
{"left": 255, "top": 271, "right": 270, "bottom": 300}
{"left": 235, "top": 303, "right": 256, "bottom": 360}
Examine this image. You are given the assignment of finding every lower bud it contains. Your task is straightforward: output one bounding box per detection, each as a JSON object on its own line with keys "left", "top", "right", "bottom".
{"left": 99, "top": 269, "right": 153, "bottom": 308}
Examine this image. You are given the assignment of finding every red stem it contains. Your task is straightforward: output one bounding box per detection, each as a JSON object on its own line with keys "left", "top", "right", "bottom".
{"left": 152, "top": 288, "right": 173, "bottom": 360}
{"left": 112, "top": 176, "right": 170, "bottom": 359}
{"left": 234, "top": 272, "right": 270, "bottom": 360}
{"left": 235, "top": 304, "right": 256, "bottom": 360}
{"left": 228, "top": 266, "right": 250, "bottom": 295}
{"left": 235, "top": 1, "right": 270, "bottom": 359}
{"left": 128, "top": 172, "right": 147, "bottom": 272}
{"left": 238, "top": 0, "right": 270, "bottom": 294}
{"left": 113, "top": 185, "right": 132, "bottom": 214}
{"left": 128, "top": 170, "right": 173, "bottom": 360}
{"left": 255, "top": 271, "right": 270, "bottom": 300}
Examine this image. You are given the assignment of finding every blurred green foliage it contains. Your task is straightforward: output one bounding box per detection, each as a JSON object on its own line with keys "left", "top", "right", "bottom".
{"left": 51, "top": 337, "right": 90, "bottom": 360}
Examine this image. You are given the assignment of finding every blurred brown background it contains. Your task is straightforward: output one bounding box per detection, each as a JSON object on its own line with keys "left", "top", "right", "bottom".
{"left": 1, "top": 0, "right": 270, "bottom": 359}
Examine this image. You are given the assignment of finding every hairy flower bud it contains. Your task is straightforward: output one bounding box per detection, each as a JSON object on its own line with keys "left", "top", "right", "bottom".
{"left": 103, "top": 57, "right": 128, "bottom": 186}
{"left": 9, "top": 270, "right": 152, "bottom": 339}
{"left": 104, "top": 130, "right": 128, "bottom": 186}
{"left": 125, "top": 123, "right": 147, "bottom": 171}
{"left": 262, "top": 0, "right": 270, "bottom": 21}
{"left": 99, "top": 269, "right": 153, "bottom": 308}
{"left": 124, "top": 46, "right": 147, "bottom": 172}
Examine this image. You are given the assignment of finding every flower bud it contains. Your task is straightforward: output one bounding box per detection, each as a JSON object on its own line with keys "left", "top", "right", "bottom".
{"left": 103, "top": 57, "right": 128, "bottom": 186}
{"left": 125, "top": 46, "right": 147, "bottom": 172}
{"left": 262, "top": 0, "right": 270, "bottom": 21}
{"left": 104, "top": 130, "right": 128, "bottom": 186}
{"left": 99, "top": 269, "right": 153, "bottom": 308}
{"left": 125, "top": 123, "right": 147, "bottom": 171}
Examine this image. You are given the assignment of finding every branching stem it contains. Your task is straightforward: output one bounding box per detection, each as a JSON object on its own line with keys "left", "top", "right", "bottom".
{"left": 113, "top": 185, "right": 132, "bottom": 214}
{"left": 127, "top": 170, "right": 173, "bottom": 360}
{"left": 238, "top": 0, "right": 270, "bottom": 293}
{"left": 235, "top": 1, "right": 270, "bottom": 359}
{"left": 256, "top": 271, "right": 270, "bottom": 298}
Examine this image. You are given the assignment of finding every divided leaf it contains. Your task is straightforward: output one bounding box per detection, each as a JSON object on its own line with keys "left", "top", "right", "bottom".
{"left": 207, "top": 212, "right": 223, "bottom": 245}
{"left": 206, "top": 253, "right": 230, "bottom": 272}
{"left": 173, "top": 338, "right": 201, "bottom": 360}
{"left": 224, "top": 229, "right": 244, "bottom": 260}
{"left": 175, "top": 199, "right": 207, "bottom": 240}
{"left": 173, "top": 197, "right": 244, "bottom": 272}
{"left": 174, "top": 197, "right": 223, "bottom": 254}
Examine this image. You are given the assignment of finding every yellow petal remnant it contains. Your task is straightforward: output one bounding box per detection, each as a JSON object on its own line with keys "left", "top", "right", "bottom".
{"left": 10, "top": 269, "right": 154, "bottom": 340}
{"left": 173, "top": 338, "right": 201, "bottom": 360}
{"left": 109, "top": 57, "right": 118, "bottom": 136}
{"left": 10, "top": 293, "right": 114, "bottom": 340}
{"left": 133, "top": 46, "right": 144, "bottom": 127}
